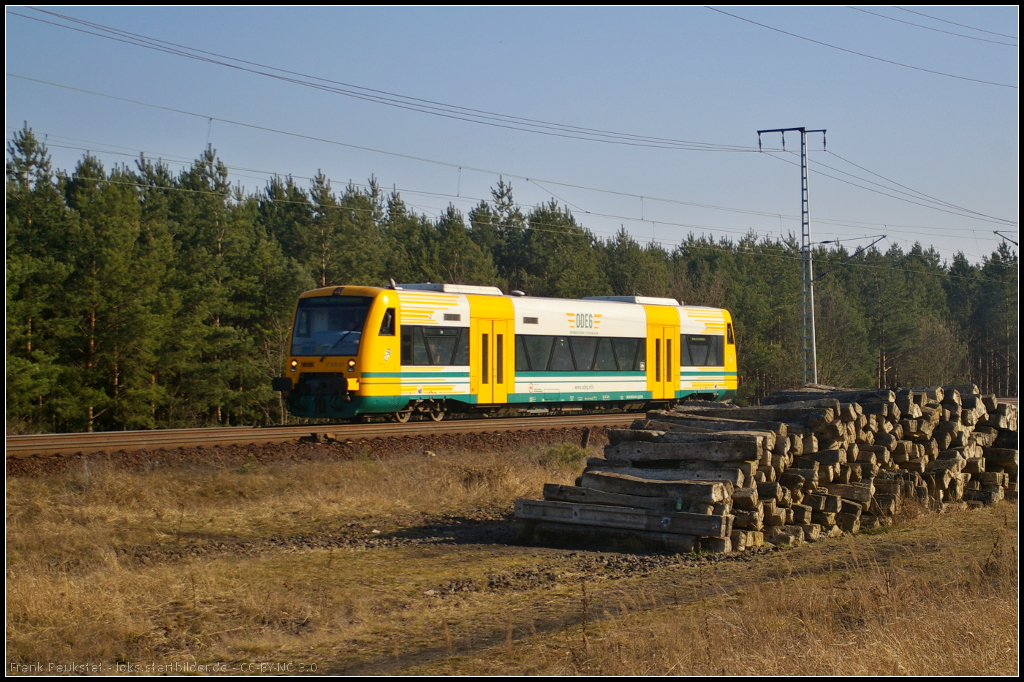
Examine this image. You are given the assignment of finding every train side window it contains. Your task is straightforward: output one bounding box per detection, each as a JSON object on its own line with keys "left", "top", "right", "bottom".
{"left": 570, "top": 337, "right": 598, "bottom": 372}
{"left": 524, "top": 336, "right": 554, "bottom": 371}
{"left": 682, "top": 334, "right": 725, "bottom": 367}
{"left": 452, "top": 328, "right": 468, "bottom": 365}
{"left": 611, "top": 338, "right": 642, "bottom": 371}
{"left": 379, "top": 308, "right": 395, "bottom": 336}
{"left": 402, "top": 325, "right": 466, "bottom": 365}
{"left": 412, "top": 328, "right": 430, "bottom": 364}
{"left": 518, "top": 335, "right": 648, "bottom": 372}
{"left": 423, "top": 327, "right": 459, "bottom": 365}
{"left": 515, "top": 336, "right": 530, "bottom": 371}
{"left": 548, "top": 337, "right": 574, "bottom": 371}
{"left": 727, "top": 323, "right": 735, "bottom": 345}
{"left": 400, "top": 326, "right": 415, "bottom": 364}
{"left": 655, "top": 339, "right": 661, "bottom": 380}
{"left": 593, "top": 338, "right": 617, "bottom": 371}
{"left": 481, "top": 334, "right": 489, "bottom": 383}
{"left": 666, "top": 338, "right": 673, "bottom": 382}
{"left": 496, "top": 334, "right": 504, "bottom": 384}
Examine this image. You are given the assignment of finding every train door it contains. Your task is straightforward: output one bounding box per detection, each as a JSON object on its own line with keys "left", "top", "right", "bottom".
{"left": 645, "top": 305, "right": 680, "bottom": 401}
{"left": 646, "top": 326, "right": 677, "bottom": 400}
{"left": 475, "top": 319, "right": 509, "bottom": 404}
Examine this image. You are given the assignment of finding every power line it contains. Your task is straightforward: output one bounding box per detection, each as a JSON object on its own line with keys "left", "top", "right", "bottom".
{"left": 13, "top": 125, "right": 1013, "bottom": 251}
{"left": 893, "top": 6, "right": 1019, "bottom": 40}
{"left": 11, "top": 132, "right": 1014, "bottom": 275}
{"left": 12, "top": 7, "right": 759, "bottom": 154}
{"left": 12, "top": 131, "right": 1009, "bottom": 269}
{"left": 704, "top": 6, "right": 1017, "bottom": 89}
{"left": 823, "top": 149, "right": 1016, "bottom": 226}
{"left": 2, "top": 73, "right": 797, "bottom": 221}
{"left": 783, "top": 150, "right": 1018, "bottom": 226}
{"left": 846, "top": 6, "right": 1017, "bottom": 46}
{"left": 14, "top": 72, "right": 1015, "bottom": 238}
{"left": 9, "top": 78, "right": 1015, "bottom": 254}
{"left": 764, "top": 151, "right": 1018, "bottom": 227}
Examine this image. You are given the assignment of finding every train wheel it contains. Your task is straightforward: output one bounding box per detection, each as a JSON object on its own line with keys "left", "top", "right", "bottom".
{"left": 428, "top": 408, "right": 445, "bottom": 422}
{"left": 394, "top": 408, "right": 413, "bottom": 424}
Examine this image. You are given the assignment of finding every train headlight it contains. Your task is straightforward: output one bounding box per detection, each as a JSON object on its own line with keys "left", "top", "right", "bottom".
{"left": 348, "top": 359, "right": 356, "bottom": 372}
{"left": 290, "top": 359, "right": 298, "bottom": 372}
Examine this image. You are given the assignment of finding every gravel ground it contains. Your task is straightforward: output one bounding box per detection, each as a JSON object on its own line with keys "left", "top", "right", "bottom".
{"left": 5, "top": 425, "right": 612, "bottom": 477}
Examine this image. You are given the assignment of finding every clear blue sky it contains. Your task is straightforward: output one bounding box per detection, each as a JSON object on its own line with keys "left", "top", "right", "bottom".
{"left": 5, "top": 6, "right": 1019, "bottom": 264}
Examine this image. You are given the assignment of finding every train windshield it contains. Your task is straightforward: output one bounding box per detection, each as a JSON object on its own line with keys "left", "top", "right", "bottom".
{"left": 291, "top": 296, "right": 373, "bottom": 356}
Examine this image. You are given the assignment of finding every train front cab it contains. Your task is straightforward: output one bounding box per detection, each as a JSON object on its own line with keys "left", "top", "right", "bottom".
{"left": 279, "top": 286, "right": 406, "bottom": 419}
{"left": 280, "top": 285, "right": 514, "bottom": 420}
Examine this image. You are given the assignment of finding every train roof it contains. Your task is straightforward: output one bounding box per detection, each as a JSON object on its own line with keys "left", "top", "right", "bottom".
{"left": 297, "top": 284, "right": 731, "bottom": 313}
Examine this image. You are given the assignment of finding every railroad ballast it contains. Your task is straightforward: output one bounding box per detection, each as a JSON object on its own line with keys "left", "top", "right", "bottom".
{"left": 273, "top": 283, "right": 738, "bottom": 421}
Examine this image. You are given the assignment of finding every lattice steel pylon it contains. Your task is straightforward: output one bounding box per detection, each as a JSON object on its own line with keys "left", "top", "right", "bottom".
{"left": 758, "top": 126, "right": 826, "bottom": 386}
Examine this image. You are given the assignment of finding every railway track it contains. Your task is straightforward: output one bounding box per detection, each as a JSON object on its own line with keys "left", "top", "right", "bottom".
{"left": 5, "top": 413, "right": 644, "bottom": 459}
{"left": 9, "top": 397, "right": 1016, "bottom": 460}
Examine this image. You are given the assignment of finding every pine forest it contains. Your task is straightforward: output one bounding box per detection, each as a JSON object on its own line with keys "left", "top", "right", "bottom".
{"left": 6, "top": 127, "right": 1019, "bottom": 433}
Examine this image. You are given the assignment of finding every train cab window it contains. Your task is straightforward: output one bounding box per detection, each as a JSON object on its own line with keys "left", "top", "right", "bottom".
{"left": 379, "top": 308, "right": 395, "bottom": 336}
{"left": 681, "top": 334, "right": 725, "bottom": 367}
{"left": 291, "top": 295, "right": 372, "bottom": 357}
{"left": 570, "top": 337, "right": 598, "bottom": 371}
{"left": 727, "top": 323, "right": 735, "bottom": 345}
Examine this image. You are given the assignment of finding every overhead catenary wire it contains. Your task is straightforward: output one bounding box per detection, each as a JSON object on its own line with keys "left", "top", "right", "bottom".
{"left": 0, "top": 73, "right": 808, "bottom": 222}
{"left": 763, "top": 150, "right": 1018, "bottom": 227}
{"left": 704, "top": 6, "right": 1017, "bottom": 89}
{"left": 823, "top": 149, "right": 1016, "bottom": 225}
{"left": 12, "top": 7, "right": 759, "bottom": 154}
{"left": 14, "top": 128, "right": 1012, "bottom": 254}
{"left": 10, "top": 73, "right": 1016, "bottom": 242}
{"left": 12, "top": 131, "right": 1013, "bottom": 274}
{"left": 893, "top": 6, "right": 1019, "bottom": 40}
{"left": 804, "top": 153, "right": 1016, "bottom": 226}
{"left": 845, "top": 6, "right": 1017, "bottom": 46}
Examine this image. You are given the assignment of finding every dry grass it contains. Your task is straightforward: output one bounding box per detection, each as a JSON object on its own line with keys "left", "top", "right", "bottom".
{"left": 421, "top": 502, "right": 1019, "bottom": 676}
{"left": 6, "top": 444, "right": 585, "bottom": 570}
{"left": 5, "top": 443, "right": 586, "bottom": 670}
{"left": 6, "top": 443, "right": 1017, "bottom": 676}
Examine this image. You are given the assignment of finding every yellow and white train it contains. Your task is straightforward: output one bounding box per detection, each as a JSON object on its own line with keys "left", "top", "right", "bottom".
{"left": 273, "top": 283, "right": 738, "bottom": 421}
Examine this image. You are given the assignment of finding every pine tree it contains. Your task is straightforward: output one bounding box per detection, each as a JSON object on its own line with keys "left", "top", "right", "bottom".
{"left": 5, "top": 127, "right": 70, "bottom": 431}
{"left": 58, "top": 157, "right": 169, "bottom": 430}
{"left": 432, "top": 205, "right": 499, "bottom": 285}
{"left": 605, "top": 227, "right": 672, "bottom": 297}
{"left": 522, "top": 200, "right": 610, "bottom": 297}
{"left": 975, "top": 243, "right": 1018, "bottom": 395}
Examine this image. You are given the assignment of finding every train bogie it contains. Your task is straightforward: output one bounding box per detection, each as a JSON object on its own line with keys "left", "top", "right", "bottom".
{"left": 275, "top": 284, "right": 738, "bottom": 420}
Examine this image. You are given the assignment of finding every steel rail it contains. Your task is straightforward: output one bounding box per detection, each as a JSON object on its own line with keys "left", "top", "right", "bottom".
{"left": 6, "top": 413, "right": 644, "bottom": 459}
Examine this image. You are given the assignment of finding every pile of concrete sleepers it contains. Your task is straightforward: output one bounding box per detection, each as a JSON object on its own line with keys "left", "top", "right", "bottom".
{"left": 515, "top": 384, "right": 1018, "bottom": 553}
